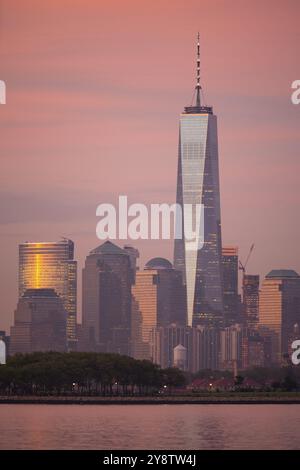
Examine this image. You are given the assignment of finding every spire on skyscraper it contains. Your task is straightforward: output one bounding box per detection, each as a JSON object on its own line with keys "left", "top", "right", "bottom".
{"left": 174, "top": 36, "right": 223, "bottom": 326}
{"left": 196, "top": 32, "right": 201, "bottom": 107}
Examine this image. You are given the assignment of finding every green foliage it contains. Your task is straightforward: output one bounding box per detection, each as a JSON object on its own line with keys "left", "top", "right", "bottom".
{"left": 0, "top": 352, "right": 185, "bottom": 396}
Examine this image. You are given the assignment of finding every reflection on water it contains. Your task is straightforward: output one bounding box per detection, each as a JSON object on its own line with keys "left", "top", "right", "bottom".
{"left": 0, "top": 404, "right": 299, "bottom": 450}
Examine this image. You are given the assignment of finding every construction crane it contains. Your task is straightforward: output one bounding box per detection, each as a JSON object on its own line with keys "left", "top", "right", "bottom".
{"left": 239, "top": 243, "right": 254, "bottom": 274}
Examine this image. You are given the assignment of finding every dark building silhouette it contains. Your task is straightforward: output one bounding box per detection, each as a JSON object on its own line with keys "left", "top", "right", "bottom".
{"left": 81, "top": 241, "right": 132, "bottom": 355}
{"left": 10, "top": 288, "right": 67, "bottom": 354}
{"left": 123, "top": 245, "right": 140, "bottom": 283}
{"left": 222, "top": 246, "right": 239, "bottom": 325}
{"left": 243, "top": 274, "right": 260, "bottom": 328}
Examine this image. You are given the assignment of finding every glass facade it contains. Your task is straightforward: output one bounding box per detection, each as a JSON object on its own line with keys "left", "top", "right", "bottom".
{"left": 222, "top": 246, "right": 239, "bottom": 325}
{"left": 174, "top": 106, "right": 223, "bottom": 327}
{"left": 259, "top": 270, "right": 300, "bottom": 365}
{"left": 18, "top": 239, "right": 77, "bottom": 346}
{"left": 131, "top": 260, "right": 186, "bottom": 361}
{"left": 82, "top": 241, "right": 132, "bottom": 356}
{"left": 243, "top": 274, "right": 259, "bottom": 328}
{"left": 10, "top": 288, "right": 67, "bottom": 354}
{"left": 132, "top": 271, "right": 158, "bottom": 360}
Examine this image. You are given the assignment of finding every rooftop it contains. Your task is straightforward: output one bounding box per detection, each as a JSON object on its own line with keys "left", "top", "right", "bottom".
{"left": 90, "top": 240, "right": 127, "bottom": 256}
{"left": 145, "top": 257, "right": 173, "bottom": 270}
{"left": 183, "top": 105, "right": 213, "bottom": 114}
{"left": 266, "top": 269, "right": 299, "bottom": 279}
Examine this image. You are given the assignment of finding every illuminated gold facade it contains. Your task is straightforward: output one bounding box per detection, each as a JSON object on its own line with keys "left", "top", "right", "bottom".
{"left": 18, "top": 239, "right": 77, "bottom": 346}
{"left": 132, "top": 270, "right": 158, "bottom": 360}
{"left": 259, "top": 270, "right": 300, "bottom": 365}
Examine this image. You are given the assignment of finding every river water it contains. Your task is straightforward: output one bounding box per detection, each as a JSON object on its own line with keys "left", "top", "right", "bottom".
{"left": 0, "top": 404, "right": 299, "bottom": 449}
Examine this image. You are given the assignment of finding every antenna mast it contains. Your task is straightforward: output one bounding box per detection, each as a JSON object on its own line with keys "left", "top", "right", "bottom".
{"left": 196, "top": 32, "right": 201, "bottom": 107}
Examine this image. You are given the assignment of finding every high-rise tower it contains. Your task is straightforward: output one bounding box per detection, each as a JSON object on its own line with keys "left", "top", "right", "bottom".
{"left": 81, "top": 241, "right": 132, "bottom": 355}
{"left": 174, "top": 35, "right": 223, "bottom": 327}
{"left": 18, "top": 239, "right": 77, "bottom": 348}
{"left": 222, "top": 246, "right": 239, "bottom": 325}
{"left": 259, "top": 270, "right": 300, "bottom": 365}
{"left": 131, "top": 258, "right": 186, "bottom": 361}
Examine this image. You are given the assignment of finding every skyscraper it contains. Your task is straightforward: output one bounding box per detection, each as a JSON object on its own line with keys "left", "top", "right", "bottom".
{"left": 10, "top": 288, "right": 67, "bottom": 354}
{"left": 81, "top": 241, "right": 132, "bottom": 355}
{"left": 222, "top": 246, "right": 239, "bottom": 325}
{"left": 123, "top": 245, "right": 140, "bottom": 283}
{"left": 174, "top": 35, "right": 223, "bottom": 327}
{"left": 190, "top": 325, "right": 220, "bottom": 372}
{"left": 18, "top": 239, "right": 77, "bottom": 348}
{"left": 131, "top": 258, "right": 186, "bottom": 360}
{"left": 259, "top": 269, "right": 300, "bottom": 365}
{"left": 243, "top": 274, "right": 260, "bottom": 328}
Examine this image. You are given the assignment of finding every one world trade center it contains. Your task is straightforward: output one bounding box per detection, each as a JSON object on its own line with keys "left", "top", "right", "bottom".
{"left": 174, "top": 35, "right": 224, "bottom": 327}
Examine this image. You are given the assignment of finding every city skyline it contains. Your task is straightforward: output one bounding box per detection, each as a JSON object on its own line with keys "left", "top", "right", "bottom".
{"left": 1, "top": 1, "right": 300, "bottom": 456}
{"left": 1, "top": 0, "right": 300, "bottom": 332}
{"left": 4, "top": 26, "right": 299, "bottom": 371}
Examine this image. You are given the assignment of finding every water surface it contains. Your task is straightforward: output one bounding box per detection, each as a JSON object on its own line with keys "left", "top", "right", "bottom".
{"left": 0, "top": 404, "right": 299, "bottom": 449}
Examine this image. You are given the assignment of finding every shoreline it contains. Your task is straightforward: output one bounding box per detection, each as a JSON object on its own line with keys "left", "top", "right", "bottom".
{"left": 1, "top": 395, "right": 300, "bottom": 405}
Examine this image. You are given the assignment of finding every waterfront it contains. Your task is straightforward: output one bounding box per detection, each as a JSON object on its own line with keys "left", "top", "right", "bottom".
{"left": 0, "top": 404, "right": 299, "bottom": 449}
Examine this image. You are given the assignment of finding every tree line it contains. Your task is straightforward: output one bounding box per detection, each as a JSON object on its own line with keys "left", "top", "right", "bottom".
{"left": 192, "top": 366, "right": 300, "bottom": 391}
{"left": 0, "top": 352, "right": 186, "bottom": 396}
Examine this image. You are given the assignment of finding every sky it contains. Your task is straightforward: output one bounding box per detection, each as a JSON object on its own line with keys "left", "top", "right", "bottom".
{"left": 0, "top": 0, "right": 299, "bottom": 331}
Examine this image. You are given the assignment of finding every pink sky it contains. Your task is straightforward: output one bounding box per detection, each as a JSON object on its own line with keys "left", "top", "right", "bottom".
{"left": 0, "top": 0, "right": 299, "bottom": 331}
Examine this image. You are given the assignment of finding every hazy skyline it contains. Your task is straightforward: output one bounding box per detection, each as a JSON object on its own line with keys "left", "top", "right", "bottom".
{"left": 1, "top": 0, "right": 299, "bottom": 331}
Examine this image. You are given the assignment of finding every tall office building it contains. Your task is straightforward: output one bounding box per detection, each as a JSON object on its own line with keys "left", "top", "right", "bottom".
{"left": 10, "top": 288, "right": 67, "bottom": 354}
{"left": 174, "top": 35, "right": 223, "bottom": 327}
{"left": 81, "top": 241, "right": 132, "bottom": 355}
{"left": 243, "top": 274, "right": 259, "bottom": 328}
{"left": 123, "top": 245, "right": 140, "bottom": 282}
{"left": 259, "top": 270, "right": 300, "bottom": 365}
{"left": 222, "top": 246, "right": 239, "bottom": 325}
{"left": 131, "top": 258, "right": 186, "bottom": 360}
{"left": 18, "top": 239, "right": 77, "bottom": 348}
{"left": 190, "top": 325, "right": 220, "bottom": 372}
{"left": 219, "top": 324, "right": 243, "bottom": 371}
